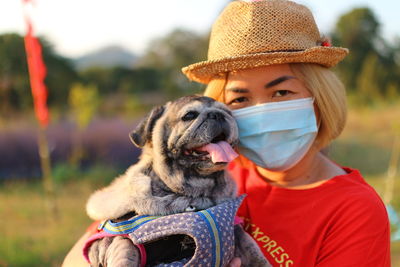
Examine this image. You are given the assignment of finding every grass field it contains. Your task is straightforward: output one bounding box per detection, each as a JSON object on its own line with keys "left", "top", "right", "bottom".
{"left": 1, "top": 103, "right": 400, "bottom": 266}
{"left": 0, "top": 166, "right": 120, "bottom": 267}
{"left": 0, "top": 181, "right": 93, "bottom": 267}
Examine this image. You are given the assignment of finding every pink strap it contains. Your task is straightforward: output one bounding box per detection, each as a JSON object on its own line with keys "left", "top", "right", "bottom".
{"left": 234, "top": 216, "right": 244, "bottom": 225}
{"left": 83, "top": 231, "right": 146, "bottom": 267}
{"left": 136, "top": 243, "right": 147, "bottom": 267}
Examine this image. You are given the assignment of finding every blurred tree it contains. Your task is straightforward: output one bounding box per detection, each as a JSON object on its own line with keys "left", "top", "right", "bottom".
{"left": 68, "top": 83, "right": 99, "bottom": 165}
{"left": 80, "top": 66, "right": 161, "bottom": 95}
{"left": 333, "top": 7, "right": 380, "bottom": 91}
{"left": 356, "top": 53, "right": 381, "bottom": 103}
{"left": 41, "top": 38, "right": 80, "bottom": 109}
{"left": 69, "top": 83, "right": 99, "bottom": 129}
{"left": 386, "top": 82, "right": 399, "bottom": 102}
{"left": 373, "top": 37, "right": 400, "bottom": 97}
{"left": 0, "top": 33, "right": 79, "bottom": 114}
{"left": 138, "top": 29, "right": 209, "bottom": 98}
{"left": 0, "top": 33, "right": 30, "bottom": 113}
{"left": 394, "top": 38, "right": 400, "bottom": 66}
{"left": 333, "top": 8, "right": 400, "bottom": 102}
{"left": 382, "top": 39, "right": 400, "bottom": 96}
{"left": 112, "top": 67, "right": 161, "bottom": 94}
{"left": 79, "top": 67, "right": 114, "bottom": 95}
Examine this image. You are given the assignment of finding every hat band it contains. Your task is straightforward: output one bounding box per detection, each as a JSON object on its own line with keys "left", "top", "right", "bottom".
{"left": 213, "top": 48, "right": 305, "bottom": 61}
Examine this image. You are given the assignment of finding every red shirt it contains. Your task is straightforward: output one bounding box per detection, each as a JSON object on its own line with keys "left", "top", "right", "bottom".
{"left": 228, "top": 161, "right": 391, "bottom": 267}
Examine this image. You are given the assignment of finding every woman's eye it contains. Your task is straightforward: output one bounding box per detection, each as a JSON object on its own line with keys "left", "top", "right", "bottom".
{"left": 273, "top": 90, "right": 292, "bottom": 97}
{"left": 227, "top": 97, "right": 248, "bottom": 106}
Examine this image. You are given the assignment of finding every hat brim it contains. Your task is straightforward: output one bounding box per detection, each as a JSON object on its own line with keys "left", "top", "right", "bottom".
{"left": 182, "top": 46, "right": 349, "bottom": 84}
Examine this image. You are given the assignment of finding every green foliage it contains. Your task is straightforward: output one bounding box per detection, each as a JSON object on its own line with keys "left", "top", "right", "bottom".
{"left": 137, "top": 28, "right": 208, "bottom": 98}
{"left": 355, "top": 53, "right": 381, "bottom": 103}
{"left": 68, "top": 83, "right": 100, "bottom": 165}
{"left": 0, "top": 33, "right": 30, "bottom": 113}
{"left": 333, "top": 7, "right": 400, "bottom": 104}
{"left": 52, "top": 163, "right": 121, "bottom": 186}
{"left": 333, "top": 8, "right": 380, "bottom": 91}
{"left": 0, "top": 33, "right": 79, "bottom": 114}
{"left": 81, "top": 164, "right": 122, "bottom": 185}
{"left": 123, "top": 94, "right": 146, "bottom": 117}
{"left": 80, "top": 66, "right": 161, "bottom": 95}
{"left": 75, "top": 29, "right": 210, "bottom": 113}
{"left": 41, "top": 39, "right": 80, "bottom": 109}
{"left": 330, "top": 140, "right": 391, "bottom": 176}
{"left": 68, "top": 83, "right": 99, "bottom": 129}
{"left": 52, "top": 163, "right": 81, "bottom": 185}
{"left": 0, "top": 178, "right": 94, "bottom": 267}
{"left": 1, "top": 7, "right": 399, "bottom": 113}
{"left": 386, "top": 82, "right": 400, "bottom": 102}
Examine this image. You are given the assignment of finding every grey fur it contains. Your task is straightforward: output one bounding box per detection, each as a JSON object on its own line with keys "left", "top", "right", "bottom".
{"left": 86, "top": 96, "right": 271, "bottom": 267}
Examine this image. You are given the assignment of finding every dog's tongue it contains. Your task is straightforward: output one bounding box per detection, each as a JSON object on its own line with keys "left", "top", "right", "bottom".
{"left": 198, "top": 141, "right": 238, "bottom": 163}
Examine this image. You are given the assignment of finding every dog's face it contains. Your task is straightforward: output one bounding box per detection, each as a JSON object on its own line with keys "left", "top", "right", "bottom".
{"left": 130, "top": 96, "right": 239, "bottom": 192}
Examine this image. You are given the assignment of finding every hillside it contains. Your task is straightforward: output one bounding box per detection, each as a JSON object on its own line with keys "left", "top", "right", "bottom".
{"left": 73, "top": 45, "right": 137, "bottom": 70}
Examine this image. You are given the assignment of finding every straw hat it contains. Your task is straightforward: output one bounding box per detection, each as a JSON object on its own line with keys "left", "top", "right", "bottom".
{"left": 182, "top": 0, "right": 349, "bottom": 84}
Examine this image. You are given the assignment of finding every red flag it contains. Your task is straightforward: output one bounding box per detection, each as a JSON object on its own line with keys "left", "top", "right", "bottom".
{"left": 22, "top": 0, "right": 36, "bottom": 5}
{"left": 23, "top": 17, "right": 50, "bottom": 127}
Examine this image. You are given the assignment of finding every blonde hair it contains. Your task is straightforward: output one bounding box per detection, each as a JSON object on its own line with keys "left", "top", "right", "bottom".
{"left": 203, "top": 63, "right": 347, "bottom": 150}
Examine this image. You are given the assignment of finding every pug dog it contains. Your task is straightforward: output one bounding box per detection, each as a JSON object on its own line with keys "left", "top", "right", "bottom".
{"left": 85, "top": 96, "right": 271, "bottom": 267}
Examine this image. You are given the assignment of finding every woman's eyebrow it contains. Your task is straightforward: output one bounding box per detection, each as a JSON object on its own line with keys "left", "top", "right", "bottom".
{"left": 225, "top": 87, "right": 249, "bottom": 93}
{"left": 265, "top": 75, "right": 295, "bottom": 88}
{"left": 225, "top": 75, "right": 295, "bottom": 92}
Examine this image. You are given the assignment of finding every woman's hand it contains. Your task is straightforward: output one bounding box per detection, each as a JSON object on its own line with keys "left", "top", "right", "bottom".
{"left": 228, "top": 257, "right": 242, "bottom": 267}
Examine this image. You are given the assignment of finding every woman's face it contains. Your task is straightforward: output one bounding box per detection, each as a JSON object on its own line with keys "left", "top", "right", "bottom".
{"left": 224, "top": 64, "right": 311, "bottom": 109}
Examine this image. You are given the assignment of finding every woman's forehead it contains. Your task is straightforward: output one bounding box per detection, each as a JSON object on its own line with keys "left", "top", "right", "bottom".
{"left": 227, "top": 64, "right": 296, "bottom": 83}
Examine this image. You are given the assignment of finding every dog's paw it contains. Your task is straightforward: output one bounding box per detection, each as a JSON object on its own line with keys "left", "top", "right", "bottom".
{"left": 88, "top": 236, "right": 141, "bottom": 267}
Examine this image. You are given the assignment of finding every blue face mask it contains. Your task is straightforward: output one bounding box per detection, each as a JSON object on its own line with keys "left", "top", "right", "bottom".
{"left": 231, "top": 98, "right": 318, "bottom": 171}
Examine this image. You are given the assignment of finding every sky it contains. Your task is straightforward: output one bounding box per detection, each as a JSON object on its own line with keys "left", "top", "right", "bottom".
{"left": 1, "top": 0, "right": 399, "bottom": 58}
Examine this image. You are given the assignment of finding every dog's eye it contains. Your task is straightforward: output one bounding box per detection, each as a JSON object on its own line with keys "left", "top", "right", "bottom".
{"left": 182, "top": 111, "right": 199, "bottom": 121}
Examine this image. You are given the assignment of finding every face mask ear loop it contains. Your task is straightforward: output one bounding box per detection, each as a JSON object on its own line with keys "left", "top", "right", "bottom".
{"left": 312, "top": 98, "right": 323, "bottom": 151}
{"left": 310, "top": 97, "right": 321, "bottom": 129}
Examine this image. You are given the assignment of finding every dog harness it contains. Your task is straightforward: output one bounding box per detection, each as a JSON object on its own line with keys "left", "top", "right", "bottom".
{"left": 83, "top": 196, "right": 244, "bottom": 267}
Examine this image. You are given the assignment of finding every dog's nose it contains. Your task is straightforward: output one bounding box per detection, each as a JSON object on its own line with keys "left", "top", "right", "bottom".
{"left": 207, "top": 112, "right": 224, "bottom": 121}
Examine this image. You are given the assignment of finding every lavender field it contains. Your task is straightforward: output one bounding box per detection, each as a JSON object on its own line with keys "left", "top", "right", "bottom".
{"left": 0, "top": 117, "right": 141, "bottom": 181}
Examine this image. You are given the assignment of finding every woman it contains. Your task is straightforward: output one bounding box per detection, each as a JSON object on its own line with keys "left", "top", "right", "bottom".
{"left": 63, "top": 0, "right": 390, "bottom": 266}
{"left": 181, "top": 0, "right": 390, "bottom": 266}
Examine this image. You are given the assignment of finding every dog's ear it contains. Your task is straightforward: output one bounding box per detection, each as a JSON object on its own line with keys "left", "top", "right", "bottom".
{"left": 130, "top": 105, "right": 165, "bottom": 148}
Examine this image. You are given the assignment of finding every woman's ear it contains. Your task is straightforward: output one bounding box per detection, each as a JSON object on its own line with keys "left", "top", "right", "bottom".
{"left": 129, "top": 105, "right": 165, "bottom": 148}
